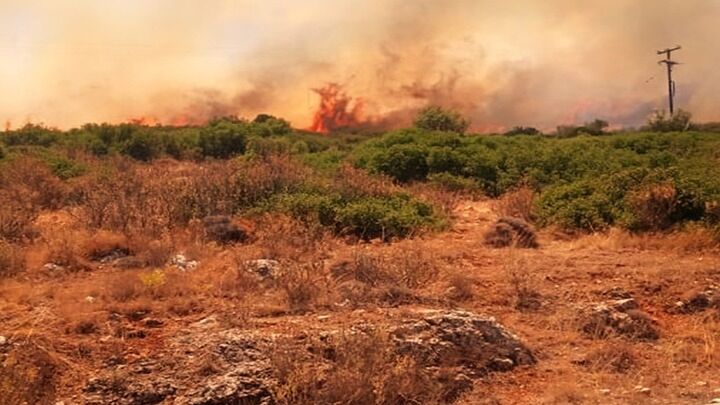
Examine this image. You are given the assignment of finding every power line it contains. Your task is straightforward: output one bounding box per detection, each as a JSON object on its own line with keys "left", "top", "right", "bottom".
{"left": 657, "top": 45, "right": 681, "bottom": 115}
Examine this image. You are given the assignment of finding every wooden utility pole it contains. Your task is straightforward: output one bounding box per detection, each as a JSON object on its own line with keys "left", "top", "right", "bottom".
{"left": 657, "top": 45, "right": 681, "bottom": 115}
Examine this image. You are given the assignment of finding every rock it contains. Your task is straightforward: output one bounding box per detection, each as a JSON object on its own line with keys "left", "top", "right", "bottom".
{"left": 42, "top": 263, "right": 64, "bottom": 272}
{"left": 243, "top": 259, "right": 281, "bottom": 280}
{"left": 82, "top": 310, "right": 533, "bottom": 405}
{"left": 85, "top": 296, "right": 96, "bottom": 303}
{"left": 634, "top": 386, "right": 651, "bottom": 395}
{"left": 484, "top": 217, "right": 539, "bottom": 249}
{"left": 598, "top": 389, "right": 611, "bottom": 395}
{"left": 672, "top": 286, "right": 719, "bottom": 314}
{"left": 581, "top": 299, "right": 660, "bottom": 340}
{"left": 172, "top": 254, "right": 198, "bottom": 271}
{"left": 95, "top": 248, "right": 130, "bottom": 263}
{"left": 602, "top": 287, "right": 633, "bottom": 299}
{"left": 203, "top": 216, "right": 249, "bottom": 244}
{"left": 114, "top": 256, "right": 145, "bottom": 269}
{"left": 0, "top": 336, "right": 7, "bottom": 346}
{"left": 143, "top": 319, "right": 164, "bottom": 328}
{"left": 710, "top": 398, "right": 720, "bottom": 404}
{"left": 391, "top": 310, "right": 536, "bottom": 376}
{"left": 85, "top": 377, "right": 175, "bottom": 405}
{"left": 180, "top": 371, "right": 274, "bottom": 405}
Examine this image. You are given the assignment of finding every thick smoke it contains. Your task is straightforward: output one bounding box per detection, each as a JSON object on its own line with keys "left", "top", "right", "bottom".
{"left": 1, "top": 0, "right": 719, "bottom": 131}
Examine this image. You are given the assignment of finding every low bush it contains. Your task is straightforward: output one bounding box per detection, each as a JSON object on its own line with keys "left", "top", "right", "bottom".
{"left": 0, "top": 239, "right": 25, "bottom": 277}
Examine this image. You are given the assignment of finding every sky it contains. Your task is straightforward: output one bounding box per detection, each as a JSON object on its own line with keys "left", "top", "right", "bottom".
{"left": 1, "top": 0, "right": 719, "bottom": 131}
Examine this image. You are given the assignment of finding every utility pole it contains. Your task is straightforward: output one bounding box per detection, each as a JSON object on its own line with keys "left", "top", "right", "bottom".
{"left": 657, "top": 45, "right": 681, "bottom": 115}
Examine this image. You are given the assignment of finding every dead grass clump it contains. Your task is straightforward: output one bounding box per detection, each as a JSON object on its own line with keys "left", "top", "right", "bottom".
{"left": 582, "top": 341, "right": 638, "bottom": 373}
{"left": 667, "top": 316, "right": 720, "bottom": 368}
{"left": 0, "top": 200, "right": 36, "bottom": 242}
{"left": 105, "top": 272, "right": 143, "bottom": 302}
{"left": 627, "top": 183, "right": 677, "bottom": 230}
{"left": 81, "top": 231, "right": 129, "bottom": 261}
{"left": 334, "top": 164, "right": 399, "bottom": 199}
{"left": 335, "top": 248, "right": 439, "bottom": 291}
{"left": 0, "top": 157, "right": 67, "bottom": 209}
{"left": 279, "top": 261, "right": 330, "bottom": 313}
{"left": 445, "top": 273, "right": 475, "bottom": 302}
{"left": 504, "top": 253, "right": 542, "bottom": 311}
{"left": 496, "top": 185, "right": 536, "bottom": 223}
{"left": 254, "top": 214, "right": 327, "bottom": 261}
{"left": 0, "top": 239, "right": 25, "bottom": 277}
{"left": 484, "top": 217, "right": 538, "bottom": 249}
{"left": 202, "top": 215, "right": 249, "bottom": 244}
{"left": 128, "top": 236, "right": 174, "bottom": 267}
{"left": 407, "top": 181, "right": 462, "bottom": 220}
{"left": 271, "top": 330, "right": 443, "bottom": 405}
{"left": 0, "top": 341, "right": 60, "bottom": 405}
{"left": 45, "top": 231, "right": 94, "bottom": 272}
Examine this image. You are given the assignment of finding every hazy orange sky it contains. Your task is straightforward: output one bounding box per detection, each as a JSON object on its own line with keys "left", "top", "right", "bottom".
{"left": 1, "top": 0, "right": 719, "bottom": 131}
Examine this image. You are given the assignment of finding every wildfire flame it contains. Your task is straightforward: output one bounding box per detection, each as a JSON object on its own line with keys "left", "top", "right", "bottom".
{"left": 309, "top": 83, "right": 364, "bottom": 133}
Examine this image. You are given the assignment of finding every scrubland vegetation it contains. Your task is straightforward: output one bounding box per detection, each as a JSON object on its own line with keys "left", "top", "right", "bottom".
{"left": 2, "top": 108, "right": 720, "bottom": 404}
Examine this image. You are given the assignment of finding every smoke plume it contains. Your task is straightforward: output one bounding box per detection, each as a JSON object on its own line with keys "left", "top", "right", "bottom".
{"left": 1, "top": 0, "right": 719, "bottom": 131}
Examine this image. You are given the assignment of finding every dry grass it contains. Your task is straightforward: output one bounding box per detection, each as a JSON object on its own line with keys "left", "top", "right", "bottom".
{"left": 495, "top": 185, "right": 535, "bottom": 223}
{"left": 627, "top": 183, "right": 678, "bottom": 230}
{"left": 568, "top": 227, "right": 719, "bottom": 253}
{"left": 271, "top": 329, "right": 444, "bottom": 405}
{"left": 582, "top": 341, "right": 638, "bottom": 373}
{"left": 503, "top": 251, "right": 542, "bottom": 311}
{"left": 0, "top": 239, "right": 25, "bottom": 277}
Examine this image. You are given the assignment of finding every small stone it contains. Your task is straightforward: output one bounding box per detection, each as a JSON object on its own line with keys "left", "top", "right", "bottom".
{"left": 598, "top": 389, "right": 611, "bottom": 395}
{"left": 489, "top": 357, "right": 515, "bottom": 371}
{"left": 0, "top": 335, "right": 7, "bottom": 345}
{"left": 143, "top": 318, "right": 164, "bottom": 328}
{"left": 244, "top": 259, "right": 281, "bottom": 279}
{"left": 697, "top": 381, "right": 708, "bottom": 386}
{"left": 709, "top": 399, "right": 720, "bottom": 405}
{"left": 85, "top": 296, "right": 96, "bottom": 303}
{"left": 317, "top": 315, "right": 331, "bottom": 321}
{"left": 634, "top": 386, "right": 651, "bottom": 395}
{"left": 171, "top": 254, "right": 199, "bottom": 271}
{"left": 42, "top": 263, "right": 63, "bottom": 272}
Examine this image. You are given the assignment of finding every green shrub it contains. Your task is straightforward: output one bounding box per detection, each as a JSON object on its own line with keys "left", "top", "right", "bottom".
{"left": 44, "top": 155, "right": 86, "bottom": 180}
{"left": 369, "top": 144, "right": 429, "bottom": 183}
{"left": 414, "top": 106, "right": 469, "bottom": 133}
{"left": 122, "top": 130, "right": 162, "bottom": 161}
{"left": 427, "top": 172, "right": 480, "bottom": 192}
{"left": 336, "top": 195, "right": 436, "bottom": 240}
{"left": 198, "top": 118, "right": 248, "bottom": 158}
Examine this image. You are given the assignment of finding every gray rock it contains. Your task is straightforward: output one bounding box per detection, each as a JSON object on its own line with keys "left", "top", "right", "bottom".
{"left": 582, "top": 299, "right": 659, "bottom": 340}
{"left": 243, "top": 259, "right": 281, "bottom": 280}
{"left": 391, "top": 310, "right": 536, "bottom": 375}
{"left": 673, "top": 285, "right": 719, "bottom": 314}
{"left": 172, "top": 254, "right": 198, "bottom": 271}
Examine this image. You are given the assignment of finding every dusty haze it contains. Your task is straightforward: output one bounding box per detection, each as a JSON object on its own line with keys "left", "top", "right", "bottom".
{"left": 1, "top": 0, "right": 719, "bottom": 131}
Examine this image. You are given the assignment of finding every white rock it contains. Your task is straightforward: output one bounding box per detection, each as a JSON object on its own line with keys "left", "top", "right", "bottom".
{"left": 172, "top": 254, "right": 199, "bottom": 271}
{"left": 0, "top": 335, "right": 7, "bottom": 345}
{"left": 85, "top": 296, "right": 96, "bottom": 303}
{"left": 42, "top": 263, "right": 63, "bottom": 272}
{"left": 598, "top": 389, "right": 611, "bottom": 395}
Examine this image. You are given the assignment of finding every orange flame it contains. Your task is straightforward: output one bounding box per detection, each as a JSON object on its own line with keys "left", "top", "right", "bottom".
{"left": 127, "top": 116, "right": 161, "bottom": 126}
{"left": 309, "top": 83, "right": 364, "bottom": 133}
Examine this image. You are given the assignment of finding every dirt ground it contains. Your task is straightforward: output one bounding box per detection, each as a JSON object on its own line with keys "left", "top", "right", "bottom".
{"left": 1, "top": 199, "right": 719, "bottom": 404}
